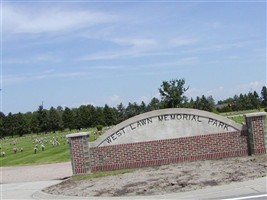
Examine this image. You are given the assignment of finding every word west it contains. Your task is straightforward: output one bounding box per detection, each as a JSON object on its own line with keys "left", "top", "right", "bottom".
{"left": 104, "top": 114, "right": 230, "bottom": 144}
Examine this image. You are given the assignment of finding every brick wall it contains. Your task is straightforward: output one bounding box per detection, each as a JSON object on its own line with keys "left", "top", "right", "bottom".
{"left": 67, "top": 132, "right": 90, "bottom": 175}
{"left": 251, "top": 116, "right": 266, "bottom": 154}
{"left": 67, "top": 113, "right": 267, "bottom": 175}
{"left": 246, "top": 115, "right": 266, "bottom": 155}
{"left": 89, "top": 131, "right": 248, "bottom": 172}
{"left": 71, "top": 137, "right": 87, "bottom": 174}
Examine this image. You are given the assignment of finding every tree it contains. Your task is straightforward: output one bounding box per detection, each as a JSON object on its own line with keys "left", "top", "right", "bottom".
{"left": 147, "top": 97, "right": 161, "bottom": 111}
{"left": 13, "top": 112, "right": 30, "bottom": 136}
{"left": 94, "top": 107, "right": 105, "bottom": 126}
{"left": 36, "top": 106, "right": 49, "bottom": 133}
{"left": 77, "top": 105, "right": 91, "bottom": 129}
{"left": 73, "top": 108, "right": 82, "bottom": 130}
{"left": 3, "top": 113, "right": 16, "bottom": 137}
{"left": 0, "top": 112, "right": 5, "bottom": 138}
{"left": 200, "top": 95, "right": 215, "bottom": 112}
{"left": 261, "top": 86, "right": 267, "bottom": 107}
{"left": 62, "top": 107, "right": 75, "bottom": 131}
{"left": 193, "top": 95, "right": 215, "bottom": 112}
{"left": 30, "top": 112, "right": 40, "bottom": 133}
{"left": 159, "top": 78, "right": 189, "bottom": 108}
{"left": 205, "top": 96, "right": 215, "bottom": 112}
{"left": 184, "top": 98, "right": 194, "bottom": 108}
{"left": 139, "top": 101, "right": 147, "bottom": 113}
{"left": 48, "top": 107, "right": 63, "bottom": 133}
{"left": 103, "top": 104, "right": 116, "bottom": 126}
{"left": 249, "top": 91, "right": 261, "bottom": 110}
{"left": 125, "top": 102, "right": 140, "bottom": 118}
{"left": 116, "top": 103, "right": 126, "bottom": 123}
{"left": 56, "top": 106, "right": 64, "bottom": 112}
{"left": 86, "top": 105, "right": 101, "bottom": 127}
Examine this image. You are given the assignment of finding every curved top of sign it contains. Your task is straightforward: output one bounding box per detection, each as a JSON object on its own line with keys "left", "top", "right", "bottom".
{"left": 91, "top": 108, "right": 243, "bottom": 147}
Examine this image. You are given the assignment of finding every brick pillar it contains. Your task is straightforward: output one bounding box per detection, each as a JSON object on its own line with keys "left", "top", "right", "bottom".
{"left": 66, "top": 132, "right": 90, "bottom": 175}
{"left": 245, "top": 112, "right": 267, "bottom": 155}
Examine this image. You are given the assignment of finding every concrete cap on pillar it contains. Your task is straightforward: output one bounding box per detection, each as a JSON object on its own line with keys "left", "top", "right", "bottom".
{"left": 66, "top": 132, "right": 89, "bottom": 138}
{"left": 244, "top": 112, "right": 267, "bottom": 118}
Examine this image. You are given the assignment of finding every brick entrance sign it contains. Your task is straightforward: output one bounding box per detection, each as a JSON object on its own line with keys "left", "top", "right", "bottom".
{"left": 67, "top": 109, "right": 267, "bottom": 175}
{"left": 245, "top": 112, "right": 267, "bottom": 155}
{"left": 67, "top": 132, "right": 90, "bottom": 174}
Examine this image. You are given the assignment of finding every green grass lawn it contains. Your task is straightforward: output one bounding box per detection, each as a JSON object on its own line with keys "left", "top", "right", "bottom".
{"left": 220, "top": 108, "right": 265, "bottom": 124}
{"left": 230, "top": 116, "right": 245, "bottom": 124}
{"left": 219, "top": 108, "right": 264, "bottom": 117}
{"left": 0, "top": 128, "right": 97, "bottom": 167}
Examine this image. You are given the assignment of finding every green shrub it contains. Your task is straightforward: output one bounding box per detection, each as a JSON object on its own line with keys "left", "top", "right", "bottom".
{"left": 96, "top": 125, "right": 103, "bottom": 131}
{"left": 264, "top": 107, "right": 267, "bottom": 112}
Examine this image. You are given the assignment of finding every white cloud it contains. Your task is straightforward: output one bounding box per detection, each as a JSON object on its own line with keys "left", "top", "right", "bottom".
{"left": 80, "top": 49, "right": 169, "bottom": 61}
{"left": 138, "top": 57, "right": 199, "bottom": 69}
{"left": 70, "top": 101, "right": 96, "bottom": 109}
{"left": 81, "top": 56, "right": 198, "bottom": 73}
{"left": 3, "top": 53, "right": 62, "bottom": 65}
{"left": 169, "top": 37, "right": 198, "bottom": 47}
{"left": 3, "top": 4, "right": 117, "bottom": 34}
{"left": 227, "top": 56, "right": 240, "bottom": 60}
{"left": 183, "top": 41, "right": 245, "bottom": 55}
{"left": 238, "top": 81, "right": 266, "bottom": 92}
{"left": 80, "top": 36, "right": 160, "bottom": 61}
{"left": 187, "top": 80, "right": 266, "bottom": 103}
{"left": 80, "top": 45, "right": 199, "bottom": 61}
{"left": 139, "top": 96, "right": 150, "bottom": 103}
{"left": 81, "top": 50, "right": 132, "bottom": 61}
{"left": 109, "top": 94, "right": 120, "bottom": 101}
{"left": 35, "top": 54, "right": 62, "bottom": 62}
{"left": 80, "top": 34, "right": 199, "bottom": 61}
{"left": 112, "top": 38, "right": 158, "bottom": 48}
{"left": 186, "top": 87, "right": 206, "bottom": 99}
{"left": 108, "top": 94, "right": 122, "bottom": 105}
{"left": 3, "top": 70, "right": 92, "bottom": 85}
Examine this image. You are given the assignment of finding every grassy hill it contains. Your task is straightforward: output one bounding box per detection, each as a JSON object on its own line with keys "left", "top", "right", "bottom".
{"left": 0, "top": 128, "right": 97, "bottom": 167}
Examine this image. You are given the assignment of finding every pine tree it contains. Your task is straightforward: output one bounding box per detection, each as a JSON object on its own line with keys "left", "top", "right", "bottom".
{"left": 36, "top": 106, "right": 49, "bottom": 133}
{"left": 103, "top": 104, "right": 116, "bottom": 126}
{"left": 13, "top": 112, "right": 30, "bottom": 136}
{"left": 62, "top": 107, "right": 75, "bottom": 131}
{"left": 261, "top": 86, "right": 267, "bottom": 107}
{"left": 0, "top": 112, "right": 5, "bottom": 138}
{"left": 49, "top": 107, "right": 63, "bottom": 133}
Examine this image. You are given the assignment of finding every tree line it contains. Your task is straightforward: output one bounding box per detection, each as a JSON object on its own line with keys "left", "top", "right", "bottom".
{"left": 0, "top": 79, "right": 266, "bottom": 138}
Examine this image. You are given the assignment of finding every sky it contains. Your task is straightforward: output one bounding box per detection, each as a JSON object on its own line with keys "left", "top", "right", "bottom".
{"left": 1, "top": 0, "right": 266, "bottom": 114}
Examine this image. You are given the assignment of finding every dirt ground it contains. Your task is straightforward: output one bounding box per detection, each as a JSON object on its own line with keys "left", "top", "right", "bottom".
{"left": 43, "top": 155, "right": 267, "bottom": 197}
